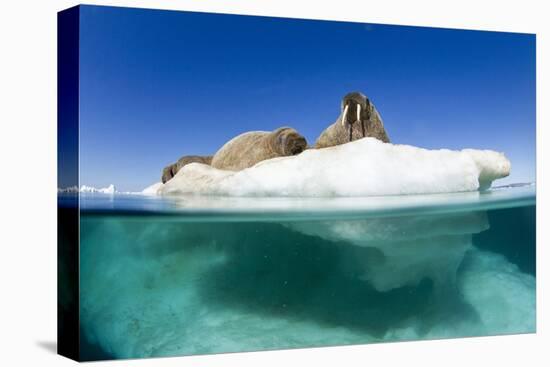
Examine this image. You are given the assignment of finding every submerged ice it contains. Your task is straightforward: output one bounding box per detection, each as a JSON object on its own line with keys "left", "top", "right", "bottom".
{"left": 286, "top": 212, "right": 490, "bottom": 291}
{"left": 159, "top": 138, "right": 511, "bottom": 197}
{"left": 79, "top": 204, "right": 534, "bottom": 359}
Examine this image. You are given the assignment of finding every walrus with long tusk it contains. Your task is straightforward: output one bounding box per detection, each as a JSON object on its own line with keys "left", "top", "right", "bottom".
{"left": 161, "top": 127, "right": 307, "bottom": 183}
{"left": 315, "top": 91, "right": 390, "bottom": 148}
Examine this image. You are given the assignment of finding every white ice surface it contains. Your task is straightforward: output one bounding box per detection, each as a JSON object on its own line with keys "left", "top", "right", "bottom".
{"left": 141, "top": 182, "right": 164, "bottom": 195}
{"left": 160, "top": 138, "right": 511, "bottom": 197}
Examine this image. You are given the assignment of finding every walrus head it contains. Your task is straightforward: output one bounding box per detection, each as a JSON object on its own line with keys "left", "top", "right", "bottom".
{"left": 271, "top": 127, "right": 308, "bottom": 156}
{"left": 314, "top": 91, "right": 390, "bottom": 149}
{"left": 340, "top": 91, "right": 372, "bottom": 141}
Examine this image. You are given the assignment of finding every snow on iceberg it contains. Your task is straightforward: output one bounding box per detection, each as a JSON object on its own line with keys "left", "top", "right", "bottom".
{"left": 160, "top": 138, "right": 511, "bottom": 197}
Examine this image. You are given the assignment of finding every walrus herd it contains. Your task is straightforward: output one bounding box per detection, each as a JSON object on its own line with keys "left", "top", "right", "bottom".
{"left": 162, "top": 91, "right": 390, "bottom": 183}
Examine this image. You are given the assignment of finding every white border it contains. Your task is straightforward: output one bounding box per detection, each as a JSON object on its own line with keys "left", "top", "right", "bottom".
{"left": 0, "top": 1, "right": 547, "bottom": 366}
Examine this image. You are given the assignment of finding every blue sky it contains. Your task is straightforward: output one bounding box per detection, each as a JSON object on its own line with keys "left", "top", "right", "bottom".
{"left": 77, "top": 5, "right": 536, "bottom": 191}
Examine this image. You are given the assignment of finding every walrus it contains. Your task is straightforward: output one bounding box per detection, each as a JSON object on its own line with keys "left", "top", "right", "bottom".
{"left": 211, "top": 127, "right": 307, "bottom": 171}
{"left": 315, "top": 91, "right": 390, "bottom": 148}
{"left": 161, "top": 127, "right": 307, "bottom": 183}
{"left": 162, "top": 155, "right": 213, "bottom": 183}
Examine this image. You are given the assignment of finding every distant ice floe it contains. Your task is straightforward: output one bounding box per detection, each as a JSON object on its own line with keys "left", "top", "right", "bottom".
{"left": 80, "top": 184, "right": 117, "bottom": 194}
{"left": 160, "top": 138, "right": 511, "bottom": 197}
{"left": 492, "top": 182, "right": 535, "bottom": 190}
{"left": 58, "top": 184, "right": 161, "bottom": 195}
{"left": 58, "top": 184, "right": 117, "bottom": 194}
{"left": 58, "top": 183, "right": 168, "bottom": 196}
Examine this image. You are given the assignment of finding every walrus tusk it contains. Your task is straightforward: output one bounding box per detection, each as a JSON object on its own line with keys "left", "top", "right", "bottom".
{"left": 341, "top": 103, "right": 349, "bottom": 127}
{"left": 358, "top": 104, "right": 365, "bottom": 137}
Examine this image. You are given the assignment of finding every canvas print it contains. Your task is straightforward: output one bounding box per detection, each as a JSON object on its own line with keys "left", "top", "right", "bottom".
{"left": 57, "top": 4, "right": 536, "bottom": 362}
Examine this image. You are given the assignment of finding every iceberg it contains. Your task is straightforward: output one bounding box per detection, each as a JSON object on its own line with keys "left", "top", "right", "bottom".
{"left": 160, "top": 138, "right": 511, "bottom": 197}
{"left": 58, "top": 184, "right": 117, "bottom": 194}
{"left": 80, "top": 184, "right": 117, "bottom": 194}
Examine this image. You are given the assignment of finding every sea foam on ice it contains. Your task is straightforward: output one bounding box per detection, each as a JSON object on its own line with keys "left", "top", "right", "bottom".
{"left": 160, "top": 138, "right": 510, "bottom": 197}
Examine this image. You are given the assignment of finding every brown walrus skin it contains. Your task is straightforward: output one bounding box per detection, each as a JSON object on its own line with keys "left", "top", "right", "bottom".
{"left": 315, "top": 91, "right": 390, "bottom": 149}
{"left": 162, "top": 155, "right": 213, "bottom": 183}
{"left": 161, "top": 127, "right": 307, "bottom": 183}
{"left": 211, "top": 127, "right": 307, "bottom": 171}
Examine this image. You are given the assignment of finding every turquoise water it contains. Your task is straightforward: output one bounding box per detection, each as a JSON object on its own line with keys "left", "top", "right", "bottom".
{"left": 74, "top": 186, "right": 536, "bottom": 361}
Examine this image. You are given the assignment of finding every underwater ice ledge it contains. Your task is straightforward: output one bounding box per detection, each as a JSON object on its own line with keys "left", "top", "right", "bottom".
{"left": 79, "top": 211, "right": 534, "bottom": 359}
{"left": 157, "top": 138, "right": 511, "bottom": 197}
